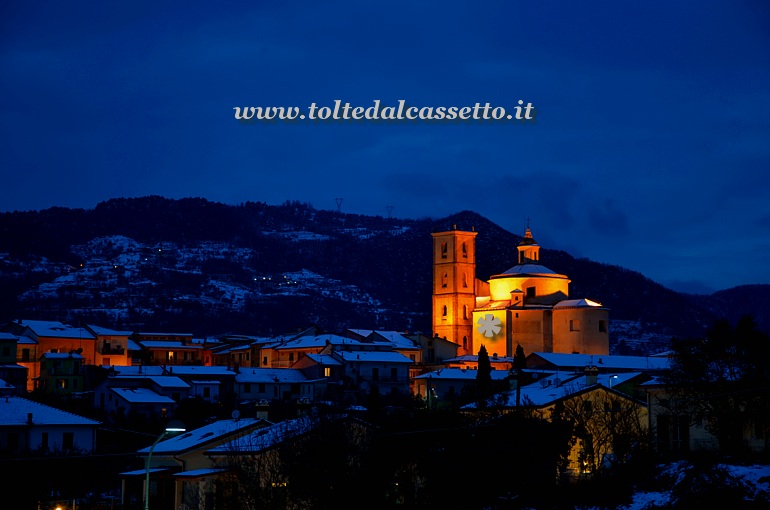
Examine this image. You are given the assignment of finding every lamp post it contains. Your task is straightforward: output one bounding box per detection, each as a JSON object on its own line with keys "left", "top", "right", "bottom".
{"left": 144, "top": 420, "right": 185, "bottom": 510}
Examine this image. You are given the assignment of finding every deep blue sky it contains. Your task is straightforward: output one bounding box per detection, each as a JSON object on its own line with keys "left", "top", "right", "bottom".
{"left": 2, "top": 1, "right": 769, "bottom": 294}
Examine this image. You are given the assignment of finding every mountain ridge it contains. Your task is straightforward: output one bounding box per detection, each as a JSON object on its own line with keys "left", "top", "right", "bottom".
{"left": 1, "top": 196, "right": 767, "bottom": 353}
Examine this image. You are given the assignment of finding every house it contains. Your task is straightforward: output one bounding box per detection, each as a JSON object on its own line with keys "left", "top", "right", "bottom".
{"left": 462, "top": 368, "right": 649, "bottom": 476}
{"left": 2, "top": 319, "right": 97, "bottom": 391}
{"left": 36, "top": 351, "right": 85, "bottom": 397}
{"left": 132, "top": 331, "right": 204, "bottom": 366}
{"left": 121, "top": 417, "right": 271, "bottom": 510}
{"left": 328, "top": 349, "right": 414, "bottom": 399}
{"left": 413, "top": 367, "right": 514, "bottom": 406}
{"left": 0, "top": 396, "right": 100, "bottom": 454}
{"left": 0, "top": 332, "right": 27, "bottom": 395}
{"left": 408, "top": 333, "right": 459, "bottom": 368}
{"left": 83, "top": 324, "right": 134, "bottom": 367}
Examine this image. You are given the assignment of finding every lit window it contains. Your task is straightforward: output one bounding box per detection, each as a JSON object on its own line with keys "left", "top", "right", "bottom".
{"left": 442, "top": 305, "right": 448, "bottom": 317}
{"left": 324, "top": 367, "right": 331, "bottom": 377}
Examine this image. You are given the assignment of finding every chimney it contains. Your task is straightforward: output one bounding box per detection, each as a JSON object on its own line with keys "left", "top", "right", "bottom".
{"left": 584, "top": 365, "right": 599, "bottom": 386}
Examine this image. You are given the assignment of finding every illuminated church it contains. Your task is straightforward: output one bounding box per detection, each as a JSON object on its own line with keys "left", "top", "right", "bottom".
{"left": 431, "top": 225, "right": 609, "bottom": 358}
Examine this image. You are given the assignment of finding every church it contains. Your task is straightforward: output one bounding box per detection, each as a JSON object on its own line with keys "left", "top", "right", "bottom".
{"left": 431, "top": 225, "right": 609, "bottom": 358}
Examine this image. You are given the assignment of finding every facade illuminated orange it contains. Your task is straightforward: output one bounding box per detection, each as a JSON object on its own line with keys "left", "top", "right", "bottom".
{"left": 432, "top": 226, "right": 609, "bottom": 357}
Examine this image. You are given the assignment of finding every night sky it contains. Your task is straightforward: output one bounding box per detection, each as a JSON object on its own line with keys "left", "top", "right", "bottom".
{"left": 2, "top": 1, "right": 769, "bottom": 294}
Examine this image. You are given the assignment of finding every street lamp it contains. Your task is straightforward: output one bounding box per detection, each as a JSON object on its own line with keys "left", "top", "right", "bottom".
{"left": 144, "top": 420, "right": 185, "bottom": 510}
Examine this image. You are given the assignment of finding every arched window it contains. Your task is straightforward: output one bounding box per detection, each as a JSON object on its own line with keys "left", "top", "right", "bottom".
{"left": 462, "top": 272, "right": 468, "bottom": 288}
{"left": 462, "top": 242, "right": 467, "bottom": 258}
{"left": 441, "top": 242, "right": 448, "bottom": 258}
{"left": 442, "top": 305, "right": 448, "bottom": 317}
{"left": 442, "top": 273, "right": 448, "bottom": 288}
{"left": 463, "top": 305, "right": 468, "bottom": 319}
{"left": 463, "top": 336, "right": 468, "bottom": 350}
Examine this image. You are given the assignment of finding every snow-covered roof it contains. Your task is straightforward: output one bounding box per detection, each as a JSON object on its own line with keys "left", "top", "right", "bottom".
{"left": 148, "top": 376, "right": 190, "bottom": 388}
{"left": 553, "top": 298, "right": 605, "bottom": 308}
{"left": 86, "top": 325, "right": 133, "bottom": 336}
{"left": 529, "top": 352, "right": 670, "bottom": 371}
{"left": 275, "top": 333, "right": 360, "bottom": 350}
{"left": 334, "top": 351, "right": 414, "bottom": 364}
{"left": 303, "top": 353, "right": 342, "bottom": 365}
{"left": 18, "top": 320, "right": 96, "bottom": 340}
{"left": 347, "top": 329, "right": 418, "bottom": 349}
{"left": 138, "top": 341, "right": 203, "bottom": 349}
{"left": 40, "top": 352, "right": 84, "bottom": 360}
{"left": 111, "top": 365, "right": 237, "bottom": 377}
{"left": 414, "top": 367, "right": 511, "bottom": 381}
{"left": 138, "top": 418, "right": 265, "bottom": 454}
{"left": 0, "top": 332, "right": 19, "bottom": 341}
{"left": 0, "top": 396, "right": 100, "bottom": 426}
{"left": 207, "top": 416, "right": 328, "bottom": 455}
{"left": 464, "top": 371, "right": 644, "bottom": 409}
{"left": 235, "top": 368, "right": 309, "bottom": 383}
{"left": 174, "top": 468, "right": 228, "bottom": 478}
{"left": 111, "top": 387, "right": 176, "bottom": 404}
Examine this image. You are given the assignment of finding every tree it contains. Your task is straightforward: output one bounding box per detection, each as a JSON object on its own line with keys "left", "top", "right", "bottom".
{"left": 662, "top": 315, "right": 770, "bottom": 455}
{"left": 476, "top": 344, "right": 492, "bottom": 404}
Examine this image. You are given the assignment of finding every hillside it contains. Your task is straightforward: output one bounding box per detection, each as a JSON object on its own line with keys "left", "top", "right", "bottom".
{"left": 1, "top": 196, "right": 766, "bottom": 354}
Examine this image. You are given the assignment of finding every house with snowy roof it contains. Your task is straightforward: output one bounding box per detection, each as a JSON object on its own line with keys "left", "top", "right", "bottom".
{"left": 463, "top": 367, "right": 649, "bottom": 476}
{"left": 260, "top": 333, "right": 364, "bottom": 369}
{"left": 83, "top": 323, "right": 134, "bottom": 367}
{"left": 36, "top": 351, "right": 85, "bottom": 397}
{"left": 0, "top": 332, "right": 26, "bottom": 395}
{"left": 0, "top": 396, "right": 100, "bottom": 455}
{"left": 326, "top": 349, "right": 414, "bottom": 400}
{"left": 121, "top": 417, "right": 271, "bottom": 510}
{"left": 2, "top": 319, "right": 97, "bottom": 391}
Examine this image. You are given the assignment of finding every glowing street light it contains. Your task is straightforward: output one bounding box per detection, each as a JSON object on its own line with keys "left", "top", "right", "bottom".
{"left": 144, "top": 420, "right": 185, "bottom": 510}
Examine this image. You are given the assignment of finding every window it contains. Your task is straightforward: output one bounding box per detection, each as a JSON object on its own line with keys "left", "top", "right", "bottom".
{"left": 63, "top": 432, "right": 74, "bottom": 451}
{"left": 259, "top": 383, "right": 265, "bottom": 392}
{"left": 263, "top": 356, "right": 268, "bottom": 366}
{"left": 372, "top": 368, "right": 379, "bottom": 381}
{"left": 462, "top": 242, "right": 467, "bottom": 258}
{"left": 324, "top": 367, "right": 331, "bottom": 377}
{"left": 22, "top": 349, "right": 30, "bottom": 362}
{"left": 570, "top": 319, "right": 581, "bottom": 331}
{"left": 583, "top": 401, "right": 592, "bottom": 413}
{"left": 462, "top": 272, "right": 468, "bottom": 288}
{"left": 57, "top": 379, "right": 68, "bottom": 389}
{"left": 463, "top": 305, "right": 468, "bottom": 319}
{"left": 442, "top": 305, "right": 448, "bottom": 317}
{"left": 442, "top": 273, "right": 448, "bottom": 288}
{"left": 2, "top": 346, "right": 9, "bottom": 356}
{"left": 441, "top": 242, "right": 448, "bottom": 258}
{"left": 463, "top": 336, "right": 468, "bottom": 350}
{"left": 289, "top": 353, "right": 294, "bottom": 362}
{"left": 599, "top": 320, "right": 607, "bottom": 333}
{"left": 203, "top": 387, "right": 211, "bottom": 398}
{"left": 526, "top": 287, "right": 535, "bottom": 298}
{"left": 103, "top": 358, "right": 110, "bottom": 366}
{"left": 244, "top": 383, "right": 251, "bottom": 393}
{"left": 391, "top": 367, "right": 398, "bottom": 380}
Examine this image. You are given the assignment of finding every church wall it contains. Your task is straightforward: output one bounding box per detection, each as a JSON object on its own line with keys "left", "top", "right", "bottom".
{"left": 472, "top": 309, "right": 507, "bottom": 357}
{"left": 507, "top": 308, "right": 552, "bottom": 356}
{"left": 552, "top": 308, "right": 609, "bottom": 355}
{"left": 488, "top": 275, "right": 569, "bottom": 304}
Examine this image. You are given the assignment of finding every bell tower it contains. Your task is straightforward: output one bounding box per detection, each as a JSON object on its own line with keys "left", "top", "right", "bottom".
{"left": 517, "top": 226, "right": 540, "bottom": 264}
{"left": 431, "top": 225, "right": 477, "bottom": 355}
